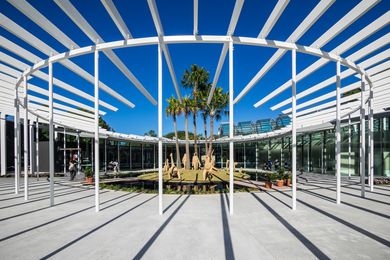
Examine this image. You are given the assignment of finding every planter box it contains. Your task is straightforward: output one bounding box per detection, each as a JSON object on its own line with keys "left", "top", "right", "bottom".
{"left": 85, "top": 177, "right": 93, "bottom": 184}
{"left": 276, "top": 180, "right": 284, "bottom": 187}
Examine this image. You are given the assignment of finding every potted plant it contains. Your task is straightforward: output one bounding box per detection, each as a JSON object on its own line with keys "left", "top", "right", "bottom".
{"left": 265, "top": 172, "right": 277, "bottom": 189}
{"left": 84, "top": 166, "right": 94, "bottom": 184}
{"left": 283, "top": 173, "right": 292, "bottom": 186}
{"left": 275, "top": 169, "right": 285, "bottom": 187}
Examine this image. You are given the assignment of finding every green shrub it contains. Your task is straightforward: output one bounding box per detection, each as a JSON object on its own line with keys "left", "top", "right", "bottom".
{"left": 84, "top": 166, "right": 93, "bottom": 178}
{"left": 267, "top": 172, "right": 278, "bottom": 182}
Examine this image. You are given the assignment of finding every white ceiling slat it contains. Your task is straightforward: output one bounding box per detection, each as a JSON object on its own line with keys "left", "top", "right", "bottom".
{"left": 310, "top": 0, "right": 380, "bottom": 48}
{"left": 0, "top": 48, "right": 116, "bottom": 111}
{"left": 101, "top": 0, "right": 132, "bottom": 39}
{"left": 256, "top": 12, "right": 389, "bottom": 108}
{"left": 0, "top": 14, "right": 133, "bottom": 110}
{"left": 28, "top": 95, "right": 94, "bottom": 119}
{"left": 147, "top": 0, "right": 182, "bottom": 102}
{"left": 7, "top": 0, "right": 79, "bottom": 49}
{"left": 55, "top": 0, "right": 154, "bottom": 106}
{"left": 235, "top": 0, "right": 335, "bottom": 104}
{"left": 284, "top": 69, "right": 390, "bottom": 115}
{"left": 193, "top": 0, "right": 198, "bottom": 35}
{"left": 0, "top": 73, "right": 105, "bottom": 115}
{"left": 258, "top": 0, "right": 290, "bottom": 38}
{"left": 272, "top": 49, "right": 390, "bottom": 111}
{"left": 207, "top": 0, "right": 245, "bottom": 104}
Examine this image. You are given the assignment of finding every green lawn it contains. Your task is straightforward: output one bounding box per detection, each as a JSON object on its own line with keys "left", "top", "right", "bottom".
{"left": 138, "top": 169, "right": 250, "bottom": 183}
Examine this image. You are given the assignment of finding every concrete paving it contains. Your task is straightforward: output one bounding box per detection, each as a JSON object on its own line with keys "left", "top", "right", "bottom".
{"left": 0, "top": 174, "right": 389, "bottom": 259}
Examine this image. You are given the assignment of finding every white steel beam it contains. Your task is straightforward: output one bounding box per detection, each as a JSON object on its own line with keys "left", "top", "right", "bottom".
{"left": 335, "top": 60, "right": 341, "bottom": 204}
{"left": 282, "top": 63, "right": 390, "bottom": 115}
{"left": 258, "top": 0, "right": 290, "bottom": 38}
{"left": 235, "top": 0, "right": 335, "bottom": 104}
{"left": 54, "top": 0, "right": 153, "bottom": 106}
{"left": 274, "top": 48, "right": 390, "bottom": 111}
{"left": 291, "top": 49, "right": 297, "bottom": 210}
{"left": 0, "top": 113, "right": 6, "bottom": 176}
{"left": 360, "top": 75, "right": 366, "bottom": 198}
{"left": 7, "top": 0, "right": 79, "bottom": 49}
{"left": 229, "top": 40, "right": 234, "bottom": 215}
{"left": 158, "top": 43, "right": 163, "bottom": 215}
{"left": 207, "top": 0, "right": 244, "bottom": 104}
{"left": 0, "top": 70, "right": 106, "bottom": 115}
{"left": 94, "top": 49, "right": 100, "bottom": 212}
{"left": 147, "top": 0, "right": 182, "bottom": 102}
{"left": 48, "top": 62, "right": 54, "bottom": 206}
{"left": 0, "top": 14, "right": 130, "bottom": 109}
{"left": 14, "top": 85, "right": 20, "bottom": 194}
{"left": 194, "top": 0, "right": 198, "bottom": 35}
{"left": 101, "top": 0, "right": 132, "bottom": 39}
{"left": 23, "top": 76, "right": 29, "bottom": 200}
{"left": 0, "top": 37, "right": 117, "bottom": 111}
{"left": 258, "top": 12, "right": 389, "bottom": 108}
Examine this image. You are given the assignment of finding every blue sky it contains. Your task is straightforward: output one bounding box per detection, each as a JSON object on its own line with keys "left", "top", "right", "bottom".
{"left": 0, "top": 0, "right": 388, "bottom": 135}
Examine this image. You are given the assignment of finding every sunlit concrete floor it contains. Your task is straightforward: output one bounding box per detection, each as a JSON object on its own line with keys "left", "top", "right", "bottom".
{"left": 0, "top": 173, "right": 389, "bottom": 259}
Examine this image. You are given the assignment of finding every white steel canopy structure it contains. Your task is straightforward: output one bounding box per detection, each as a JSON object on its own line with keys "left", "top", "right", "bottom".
{"left": 0, "top": 0, "right": 388, "bottom": 215}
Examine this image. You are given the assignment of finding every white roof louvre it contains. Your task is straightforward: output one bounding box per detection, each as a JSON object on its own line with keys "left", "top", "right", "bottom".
{"left": 256, "top": 11, "right": 389, "bottom": 109}
{"left": 0, "top": 14, "right": 121, "bottom": 111}
{"left": 193, "top": 0, "right": 199, "bottom": 35}
{"left": 271, "top": 46, "right": 390, "bottom": 111}
{"left": 1, "top": 10, "right": 135, "bottom": 110}
{"left": 147, "top": 0, "right": 182, "bottom": 102}
{"left": 207, "top": 0, "right": 244, "bottom": 104}
{"left": 0, "top": 72, "right": 106, "bottom": 115}
{"left": 0, "top": 47, "right": 116, "bottom": 111}
{"left": 258, "top": 0, "right": 290, "bottom": 38}
{"left": 101, "top": 0, "right": 132, "bottom": 39}
{"left": 54, "top": 0, "right": 155, "bottom": 106}
{"left": 234, "top": 0, "right": 335, "bottom": 104}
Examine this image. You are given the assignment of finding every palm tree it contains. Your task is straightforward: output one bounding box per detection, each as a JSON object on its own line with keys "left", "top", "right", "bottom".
{"left": 180, "top": 96, "right": 192, "bottom": 169}
{"left": 208, "top": 87, "right": 229, "bottom": 154}
{"left": 166, "top": 96, "right": 182, "bottom": 167}
{"left": 181, "top": 65, "right": 209, "bottom": 155}
{"left": 198, "top": 83, "right": 211, "bottom": 155}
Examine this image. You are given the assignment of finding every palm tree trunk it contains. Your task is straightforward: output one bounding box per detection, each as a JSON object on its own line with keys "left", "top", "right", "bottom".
{"left": 203, "top": 113, "right": 208, "bottom": 155}
{"left": 193, "top": 112, "right": 198, "bottom": 156}
{"left": 185, "top": 114, "right": 190, "bottom": 169}
{"left": 173, "top": 117, "right": 181, "bottom": 168}
{"left": 209, "top": 114, "right": 214, "bottom": 156}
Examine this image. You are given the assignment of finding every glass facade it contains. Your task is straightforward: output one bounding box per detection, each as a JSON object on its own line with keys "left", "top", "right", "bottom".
{"left": 2, "top": 115, "right": 390, "bottom": 177}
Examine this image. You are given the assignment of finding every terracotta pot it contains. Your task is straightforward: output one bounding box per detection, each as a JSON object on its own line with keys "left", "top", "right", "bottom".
{"left": 85, "top": 176, "right": 93, "bottom": 184}
{"left": 264, "top": 181, "right": 272, "bottom": 189}
{"left": 276, "top": 180, "right": 284, "bottom": 187}
{"left": 287, "top": 179, "right": 291, "bottom": 186}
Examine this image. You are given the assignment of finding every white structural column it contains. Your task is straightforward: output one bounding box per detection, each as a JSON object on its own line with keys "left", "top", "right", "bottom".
{"left": 0, "top": 113, "right": 6, "bottom": 176}
{"left": 23, "top": 76, "right": 29, "bottom": 201}
{"left": 49, "top": 62, "right": 55, "bottom": 206}
{"left": 35, "top": 118, "right": 39, "bottom": 180}
{"left": 368, "top": 82, "right": 374, "bottom": 191}
{"left": 360, "top": 74, "right": 365, "bottom": 197}
{"left": 29, "top": 119, "right": 34, "bottom": 182}
{"left": 94, "top": 48, "right": 100, "bottom": 212}
{"left": 291, "top": 49, "right": 297, "bottom": 210}
{"left": 335, "top": 60, "right": 341, "bottom": 204}
{"left": 63, "top": 128, "right": 66, "bottom": 175}
{"left": 158, "top": 43, "right": 163, "bottom": 215}
{"left": 77, "top": 132, "right": 80, "bottom": 175}
{"left": 14, "top": 85, "right": 20, "bottom": 194}
{"left": 229, "top": 39, "right": 234, "bottom": 215}
{"left": 348, "top": 115, "right": 351, "bottom": 178}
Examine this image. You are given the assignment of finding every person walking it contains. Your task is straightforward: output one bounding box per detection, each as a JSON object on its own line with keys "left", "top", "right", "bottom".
{"left": 69, "top": 159, "right": 76, "bottom": 181}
